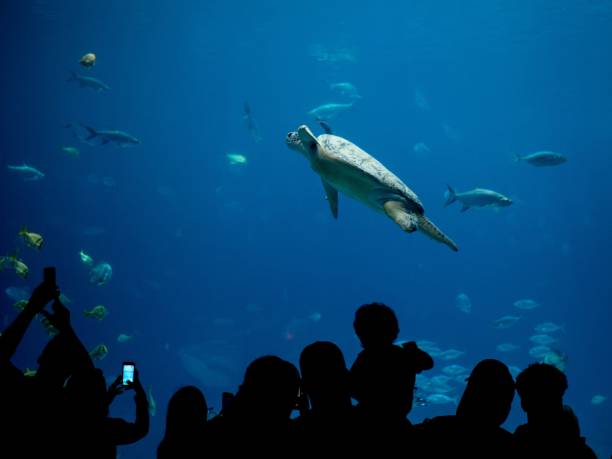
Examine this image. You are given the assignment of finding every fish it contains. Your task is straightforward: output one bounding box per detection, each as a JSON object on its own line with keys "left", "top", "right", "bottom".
{"left": 529, "top": 334, "right": 557, "bottom": 346}
{"left": 528, "top": 345, "right": 552, "bottom": 359}
{"left": 79, "top": 52, "right": 96, "bottom": 68}
{"left": 0, "top": 255, "right": 29, "bottom": 279}
{"left": 442, "top": 364, "right": 468, "bottom": 376}
{"left": 425, "top": 394, "right": 457, "bottom": 405}
{"left": 89, "top": 344, "right": 109, "bottom": 360}
{"left": 493, "top": 315, "right": 521, "bottom": 329}
{"left": 496, "top": 343, "right": 520, "bottom": 353}
{"left": 514, "top": 299, "right": 541, "bottom": 310}
{"left": 61, "top": 146, "right": 80, "bottom": 157}
{"left": 117, "top": 333, "right": 133, "bottom": 343}
{"left": 534, "top": 322, "right": 564, "bottom": 334}
{"left": 81, "top": 125, "right": 141, "bottom": 147}
{"left": 18, "top": 227, "right": 43, "bottom": 250}
{"left": 455, "top": 293, "right": 471, "bottom": 314}
{"left": 444, "top": 186, "right": 512, "bottom": 212}
{"left": 439, "top": 349, "right": 465, "bottom": 360}
{"left": 83, "top": 305, "right": 108, "bottom": 321}
{"left": 329, "top": 82, "right": 361, "bottom": 99}
{"left": 413, "top": 142, "right": 430, "bottom": 155}
{"left": 7, "top": 164, "right": 45, "bottom": 181}
{"left": 307, "top": 102, "right": 353, "bottom": 120}
{"left": 5, "top": 286, "right": 30, "bottom": 302}
{"left": 147, "top": 385, "right": 156, "bottom": 416}
{"left": 79, "top": 250, "right": 94, "bottom": 266}
{"left": 542, "top": 349, "right": 568, "bottom": 371}
{"left": 67, "top": 71, "right": 110, "bottom": 91}
{"left": 226, "top": 153, "right": 247, "bottom": 165}
{"left": 591, "top": 395, "right": 607, "bottom": 405}
{"left": 514, "top": 151, "right": 566, "bottom": 167}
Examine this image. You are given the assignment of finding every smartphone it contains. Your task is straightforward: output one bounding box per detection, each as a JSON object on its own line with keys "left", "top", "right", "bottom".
{"left": 122, "top": 362, "right": 135, "bottom": 386}
{"left": 43, "top": 266, "right": 56, "bottom": 285}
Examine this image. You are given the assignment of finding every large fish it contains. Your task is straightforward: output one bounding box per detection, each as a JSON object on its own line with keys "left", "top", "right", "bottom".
{"left": 7, "top": 164, "right": 45, "bottom": 181}
{"left": 67, "top": 71, "right": 110, "bottom": 91}
{"left": 445, "top": 186, "right": 512, "bottom": 212}
{"left": 514, "top": 151, "right": 567, "bottom": 167}
{"left": 81, "top": 125, "right": 141, "bottom": 147}
{"left": 307, "top": 102, "right": 353, "bottom": 120}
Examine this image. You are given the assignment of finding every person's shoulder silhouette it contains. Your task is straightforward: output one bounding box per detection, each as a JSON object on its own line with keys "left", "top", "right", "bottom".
{"left": 514, "top": 363, "right": 596, "bottom": 459}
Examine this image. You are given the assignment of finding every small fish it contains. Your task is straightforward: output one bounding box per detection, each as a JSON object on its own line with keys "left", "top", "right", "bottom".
{"left": 81, "top": 125, "right": 140, "bottom": 147}
{"left": 442, "top": 364, "right": 468, "bottom": 376}
{"left": 444, "top": 186, "right": 512, "bottom": 212}
{"left": 455, "top": 293, "right": 471, "bottom": 314}
{"left": 514, "top": 299, "right": 541, "bottom": 310}
{"left": 61, "top": 146, "right": 80, "bottom": 157}
{"left": 329, "top": 82, "right": 361, "bottom": 99}
{"left": 529, "top": 334, "right": 557, "bottom": 346}
{"left": 39, "top": 316, "right": 59, "bottom": 336}
{"left": 496, "top": 343, "right": 520, "bottom": 353}
{"left": 243, "top": 102, "right": 262, "bottom": 143}
{"left": 18, "top": 227, "right": 43, "bottom": 250}
{"left": 79, "top": 250, "right": 94, "bottom": 266}
{"left": 147, "top": 385, "right": 156, "bottom": 416}
{"left": 7, "top": 164, "right": 45, "bottom": 181}
{"left": 67, "top": 71, "right": 110, "bottom": 91}
{"left": 5, "top": 286, "right": 30, "bottom": 302}
{"left": 12, "top": 299, "right": 28, "bottom": 311}
{"left": 117, "top": 333, "right": 133, "bottom": 343}
{"left": 493, "top": 315, "right": 521, "bottom": 329}
{"left": 23, "top": 368, "right": 37, "bottom": 377}
{"left": 0, "top": 255, "right": 29, "bottom": 279}
{"left": 439, "top": 349, "right": 465, "bottom": 360}
{"left": 226, "top": 153, "right": 247, "bottom": 165}
{"left": 413, "top": 142, "right": 430, "bottom": 155}
{"left": 89, "top": 344, "right": 109, "bottom": 360}
{"left": 591, "top": 394, "right": 607, "bottom": 405}
{"left": 79, "top": 52, "right": 96, "bottom": 68}
{"left": 425, "top": 394, "right": 457, "bottom": 405}
{"left": 83, "top": 305, "right": 108, "bottom": 321}
{"left": 534, "top": 322, "right": 564, "bottom": 334}
{"left": 528, "top": 345, "right": 552, "bottom": 359}
{"left": 307, "top": 102, "right": 353, "bottom": 120}
{"left": 514, "top": 151, "right": 566, "bottom": 167}
{"left": 89, "top": 262, "right": 112, "bottom": 286}
{"left": 542, "top": 349, "right": 568, "bottom": 371}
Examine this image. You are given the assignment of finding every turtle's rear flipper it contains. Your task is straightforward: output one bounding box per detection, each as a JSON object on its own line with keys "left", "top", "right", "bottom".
{"left": 384, "top": 201, "right": 418, "bottom": 232}
{"left": 417, "top": 215, "right": 459, "bottom": 252}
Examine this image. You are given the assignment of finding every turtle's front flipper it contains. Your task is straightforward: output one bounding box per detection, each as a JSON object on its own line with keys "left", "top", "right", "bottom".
{"left": 384, "top": 201, "right": 418, "bottom": 232}
{"left": 417, "top": 215, "right": 459, "bottom": 252}
{"left": 321, "top": 180, "right": 339, "bottom": 219}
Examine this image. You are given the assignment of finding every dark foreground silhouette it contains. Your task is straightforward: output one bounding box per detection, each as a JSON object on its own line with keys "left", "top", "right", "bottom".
{"left": 0, "top": 272, "right": 600, "bottom": 458}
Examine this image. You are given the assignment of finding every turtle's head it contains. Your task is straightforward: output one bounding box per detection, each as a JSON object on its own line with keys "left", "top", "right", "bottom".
{"left": 285, "top": 125, "right": 319, "bottom": 159}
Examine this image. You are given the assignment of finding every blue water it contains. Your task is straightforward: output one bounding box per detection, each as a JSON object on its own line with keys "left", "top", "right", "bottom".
{"left": 1, "top": 1, "right": 611, "bottom": 456}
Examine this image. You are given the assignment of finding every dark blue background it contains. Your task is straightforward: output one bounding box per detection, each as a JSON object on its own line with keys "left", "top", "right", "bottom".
{"left": 1, "top": 1, "right": 610, "bottom": 457}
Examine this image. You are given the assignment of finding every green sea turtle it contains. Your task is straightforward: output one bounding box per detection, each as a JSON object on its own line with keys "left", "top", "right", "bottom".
{"left": 285, "top": 125, "right": 458, "bottom": 251}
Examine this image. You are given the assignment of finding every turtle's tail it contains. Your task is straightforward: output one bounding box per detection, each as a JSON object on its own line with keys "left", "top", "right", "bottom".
{"left": 417, "top": 215, "right": 459, "bottom": 252}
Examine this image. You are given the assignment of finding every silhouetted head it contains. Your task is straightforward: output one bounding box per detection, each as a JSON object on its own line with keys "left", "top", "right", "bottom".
{"left": 64, "top": 368, "right": 108, "bottom": 419}
{"left": 456, "top": 359, "right": 515, "bottom": 426}
{"left": 164, "top": 386, "right": 207, "bottom": 436}
{"left": 516, "top": 363, "right": 568, "bottom": 416}
{"left": 353, "top": 302, "right": 399, "bottom": 348}
{"left": 234, "top": 355, "right": 300, "bottom": 422}
{"left": 300, "top": 341, "right": 350, "bottom": 409}
{"left": 351, "top": 345, "right": 416, "bottom": 421}
{"left": 498, "top": 196, "right": 513, "bottom": 207}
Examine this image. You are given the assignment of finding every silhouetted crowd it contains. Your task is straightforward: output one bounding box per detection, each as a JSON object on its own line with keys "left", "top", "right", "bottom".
{"left": 0, "top": 271, "right": 601, "bottom": 458}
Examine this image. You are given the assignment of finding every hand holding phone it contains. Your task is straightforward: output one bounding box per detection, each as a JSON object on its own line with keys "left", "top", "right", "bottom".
{"left": 122, "top": 362, "right": 135, "bottom": 386}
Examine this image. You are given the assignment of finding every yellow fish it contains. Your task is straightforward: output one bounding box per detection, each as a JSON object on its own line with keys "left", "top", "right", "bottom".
{"left": 19, "top": 227, "right": 43, "bottom": 250}
{"left": 83, "top": 305, "right": 108, "bottom": 320}
{"left": 0, "top": 255, "right": 29, "bottom": 279}
{"left": 24, "top": 368, "right": 37, "bottom": 377}
{"left": 89, "top": 343, "right": 109, "bottom": 360}
{"left": 13, "top": 299, "right": 28, "bottom": 311}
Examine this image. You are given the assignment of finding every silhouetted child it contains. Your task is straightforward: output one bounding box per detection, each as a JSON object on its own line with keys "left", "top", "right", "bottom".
{"left": 349, "top": 302, "right": 433, "bottom": 451}
{"left": 293, "top": 341, "right": 357, "bottom": 455}
{"left": 514, "top": 363, "right": 596, "bottom": 458}
{"left": 414, "top": 358, "right": 516, "bottom": 458}
{"left": 158, "top": 385, "right": 208, "bottom": 459}
{"left": 207, "top": 355, "right": 300, "bottom": 455}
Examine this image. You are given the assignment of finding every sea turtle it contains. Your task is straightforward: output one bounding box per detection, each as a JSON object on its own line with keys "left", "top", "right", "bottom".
{"left": 285, "top": 125, "right": 458, "bottom": 251}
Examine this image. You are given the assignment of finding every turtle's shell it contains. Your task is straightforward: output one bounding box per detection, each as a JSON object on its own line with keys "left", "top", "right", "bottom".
{"left": 318, "top": 134, "right": 424, "bottom": 214}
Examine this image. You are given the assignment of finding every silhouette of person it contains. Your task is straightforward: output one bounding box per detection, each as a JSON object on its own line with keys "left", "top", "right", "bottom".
{"left": 158, "top": 385, "right": 208, "bottom": 459}
{"left": 349, "top": 302, "right": 433, "bottom": 452}
{"left": 207, "top": 355, "right": 300, "bottom": 454}
{"left": 62, "top": 366, "right": 150, "bottom": 459}
{"left": 514, "top": 363, "right": 596, "bottom": 458}
{"left": 414, "top": 358, "right": 516, "bottom": 458}
{"left": 293, "top": 341, "right": 357, "bottom": 455}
